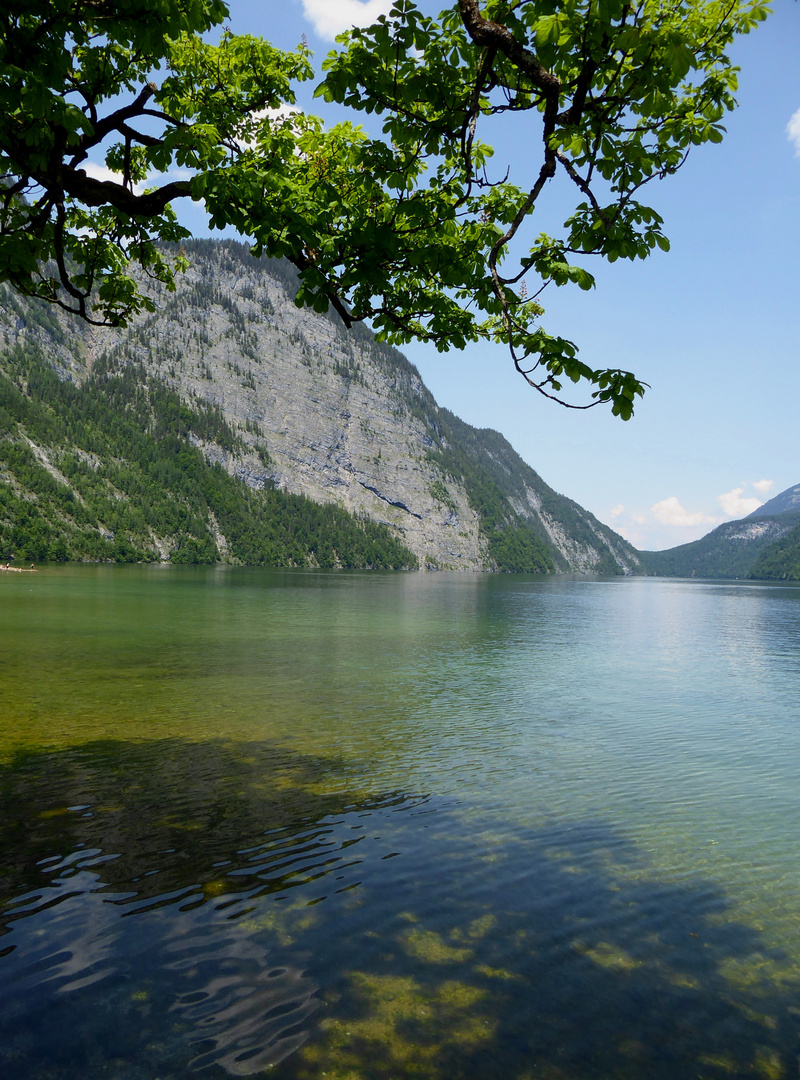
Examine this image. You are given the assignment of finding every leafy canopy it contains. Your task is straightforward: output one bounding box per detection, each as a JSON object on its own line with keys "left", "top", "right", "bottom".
{"left": 0, "top": 0, "right": 769, "bottom": 417}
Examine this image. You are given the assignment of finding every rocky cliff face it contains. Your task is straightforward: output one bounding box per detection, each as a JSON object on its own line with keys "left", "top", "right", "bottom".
{"left": 93, "top": 250, "right": 486, "bottom": 570}
{"left": 1, "top": 240, "right": 640, "bottom": 573}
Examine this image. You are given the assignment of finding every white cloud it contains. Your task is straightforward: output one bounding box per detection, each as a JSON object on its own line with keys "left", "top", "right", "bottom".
{"left": 263, "top": 105, "right": 301, "bottom": 121}
{"left": 788, "top": 108, "right": 800, "bottom": 157}
{"left": 718, "top": 487, "right": 763, "bottom": 519}
{"left": 82, "top": 161, "right": 124, "bottom": 185}
{"left": 605, "top": 481, "right": 778, "bottom": 550}
{"left": 81, "top": 160, "right": 192, "bottom": 193}
{"left": 651, "top": 496, "right": 717, "bottom": 528}
{"left": 301, "top": 0, "right": 393, "bottom": 40}
{"left": 599, "top": 498, "right": 724, "bottom": 549}
{"left": 81, "top": 161, "right": 147, "bottom": 197}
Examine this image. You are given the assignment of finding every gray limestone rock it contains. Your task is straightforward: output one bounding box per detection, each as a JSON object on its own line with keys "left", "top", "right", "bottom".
{"left": 0, "top": 241, "right": 641, "bottom": 573}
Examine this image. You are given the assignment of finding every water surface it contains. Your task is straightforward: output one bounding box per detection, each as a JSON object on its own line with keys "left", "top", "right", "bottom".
{"left": 1, "top": 567, "right": 799, "bottom": 1079}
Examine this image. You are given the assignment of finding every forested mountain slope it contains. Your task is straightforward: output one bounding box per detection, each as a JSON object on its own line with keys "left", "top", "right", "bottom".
{"left": 641, "top": 484, "right": 800, "bottom": 580}
{"left": 749, "top": 522, "right": 800, "bottom": 580}
{"left": 0, "top": 240, "right": 639, "bottom": 573}
{"left": 0, "top": 342, "right": 418, "bottom": 568}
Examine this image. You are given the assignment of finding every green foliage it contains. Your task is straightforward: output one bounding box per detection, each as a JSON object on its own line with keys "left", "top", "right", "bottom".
{"left": 487, "top": 526, "right": 553, "bottom": 574}
{"left": 309, "top": 0, "right": 768, "bottom": 416}
{"left": 640, "top": 514, "right": 800, "bottom": 579}
{"left": 749, "top": 522, "right": 800, "bottom": 580}
{"left": 0, "top": 331, "right": 417, "bottom": 569}
{"left": 0, "top": 0, "right": 769, "bottom": 416}
{"left": 0, "top": 0, "right": 311, "bottom": 325}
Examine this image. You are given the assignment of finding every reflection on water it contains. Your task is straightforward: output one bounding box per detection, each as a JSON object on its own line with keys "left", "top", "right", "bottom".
{"left": 1, "top": 568, "right": 800, "bottom": 1078}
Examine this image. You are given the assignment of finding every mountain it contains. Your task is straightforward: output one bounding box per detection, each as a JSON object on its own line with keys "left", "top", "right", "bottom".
{"left": 0, "top": 239, "right": 640, "bottom": 574}
{"left": 747, "top": 483, "right": 800, "bottom": 519}
{"left": 749, "top": 520, "right": 800, "bottom": 579}
{"left": 641, "top": 485, "right": 800, "bottom": 580}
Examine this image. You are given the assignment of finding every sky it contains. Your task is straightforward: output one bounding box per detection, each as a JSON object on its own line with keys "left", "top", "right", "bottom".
{"left": 186, "top": 0, "right": 800, "bottom": 550}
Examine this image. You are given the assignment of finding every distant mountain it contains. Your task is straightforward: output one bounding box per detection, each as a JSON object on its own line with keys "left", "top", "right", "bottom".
{"left": 748, "top": 483, "right": 800, "bottom": 519}
{"left": 749, "top": 519, "right": 800, "bottom": 579}
{"left": 0, "top": 240, "right": 640, "bottom": 573}
{"left": 640, "top": 483, "right": 800, "bottom": 580}
{"left": 640, "top": 514, "right": 799, "bottom": 579}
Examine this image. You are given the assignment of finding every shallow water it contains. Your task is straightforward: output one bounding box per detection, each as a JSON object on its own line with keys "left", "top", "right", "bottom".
{"left": 1, "top": 566, "right": 800, "bottom": 1079}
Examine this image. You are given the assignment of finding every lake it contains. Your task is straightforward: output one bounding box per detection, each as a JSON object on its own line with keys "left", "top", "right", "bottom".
{"left": 1, "top": 566, "right": 799, "bottom": 1080}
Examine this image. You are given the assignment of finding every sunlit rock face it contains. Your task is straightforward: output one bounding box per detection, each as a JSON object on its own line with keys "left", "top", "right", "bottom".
{"left": 1, "top": 240, "right": 640, "bottom": 573}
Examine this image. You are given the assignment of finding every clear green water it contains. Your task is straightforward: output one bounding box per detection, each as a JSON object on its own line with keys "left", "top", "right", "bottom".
{"left": 2, "top": 566, "right": 800, "bottom": 1080}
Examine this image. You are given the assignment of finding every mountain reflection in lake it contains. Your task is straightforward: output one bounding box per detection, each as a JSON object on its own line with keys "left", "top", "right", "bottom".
{"left": 2, "top": 567, "right": 800, "bottom": 1079}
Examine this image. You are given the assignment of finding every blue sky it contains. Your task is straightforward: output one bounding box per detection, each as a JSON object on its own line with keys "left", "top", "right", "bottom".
{"left": 202, "top": 0, "right": 800, "bottom": 550}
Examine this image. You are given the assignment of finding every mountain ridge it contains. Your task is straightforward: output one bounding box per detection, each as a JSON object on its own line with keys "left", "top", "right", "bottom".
{"left": 747, "top": 483, "right": 800, "bottom": 520}
{"left": 0, "top": 239, "right": 640, "bottom": 574}
{"left": 641, "top": 483, "right": 800, "bottom": 580}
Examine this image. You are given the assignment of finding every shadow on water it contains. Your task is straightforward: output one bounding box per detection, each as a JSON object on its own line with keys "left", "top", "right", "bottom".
{"left": 0, "top": 738, "right": 428, "bottom": 1079}
{"left": 0, "top": 739, "right": 798, "bottom": 1080}
{"left": 295, "top": 819, "right": 800, "bottom": 1080}
{"left": 0, "top": 737, "right": 420, "bottom": 904}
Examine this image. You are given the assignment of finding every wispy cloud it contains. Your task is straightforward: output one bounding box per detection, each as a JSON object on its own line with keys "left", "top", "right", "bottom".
{"left": 788, "top": 108, "right": 800, "bottom": 157}
{"left": 602, "top": 480, "right": 776, "bottom": 550}
{"left": 599, "top": 497, "right": 718, "bottom": 548}
{"left": 301, "top": 0, "right": 393, "bottom": 40}
{"left": 81, "top": 161, "right": 148, "bottom": 197}
{"left": 717, "top": 486, "right": 763, "bottom": 518}
{"left": 651, "top": 496, "right": 717, "bottom": 529}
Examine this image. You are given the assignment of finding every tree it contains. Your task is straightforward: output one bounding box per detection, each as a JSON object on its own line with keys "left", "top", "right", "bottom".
{"left": 0, "top": 0, "right": 768, "bottom": 417}
{"left": 0, "top": 1, "right": 311, "bottom": 322}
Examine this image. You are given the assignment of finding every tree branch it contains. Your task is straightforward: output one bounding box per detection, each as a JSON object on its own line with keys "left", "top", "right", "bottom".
{"left": 64, "top": 170, "right": 192, "bottom": 216}
{"left": 78, "top": 83, "right": 158, "bottom": 151}
{"left": 555, "top": 150, "right": 611, "bottom": 226}
{"left": 457, "top": 0, "right": 561, "bottom": 97}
